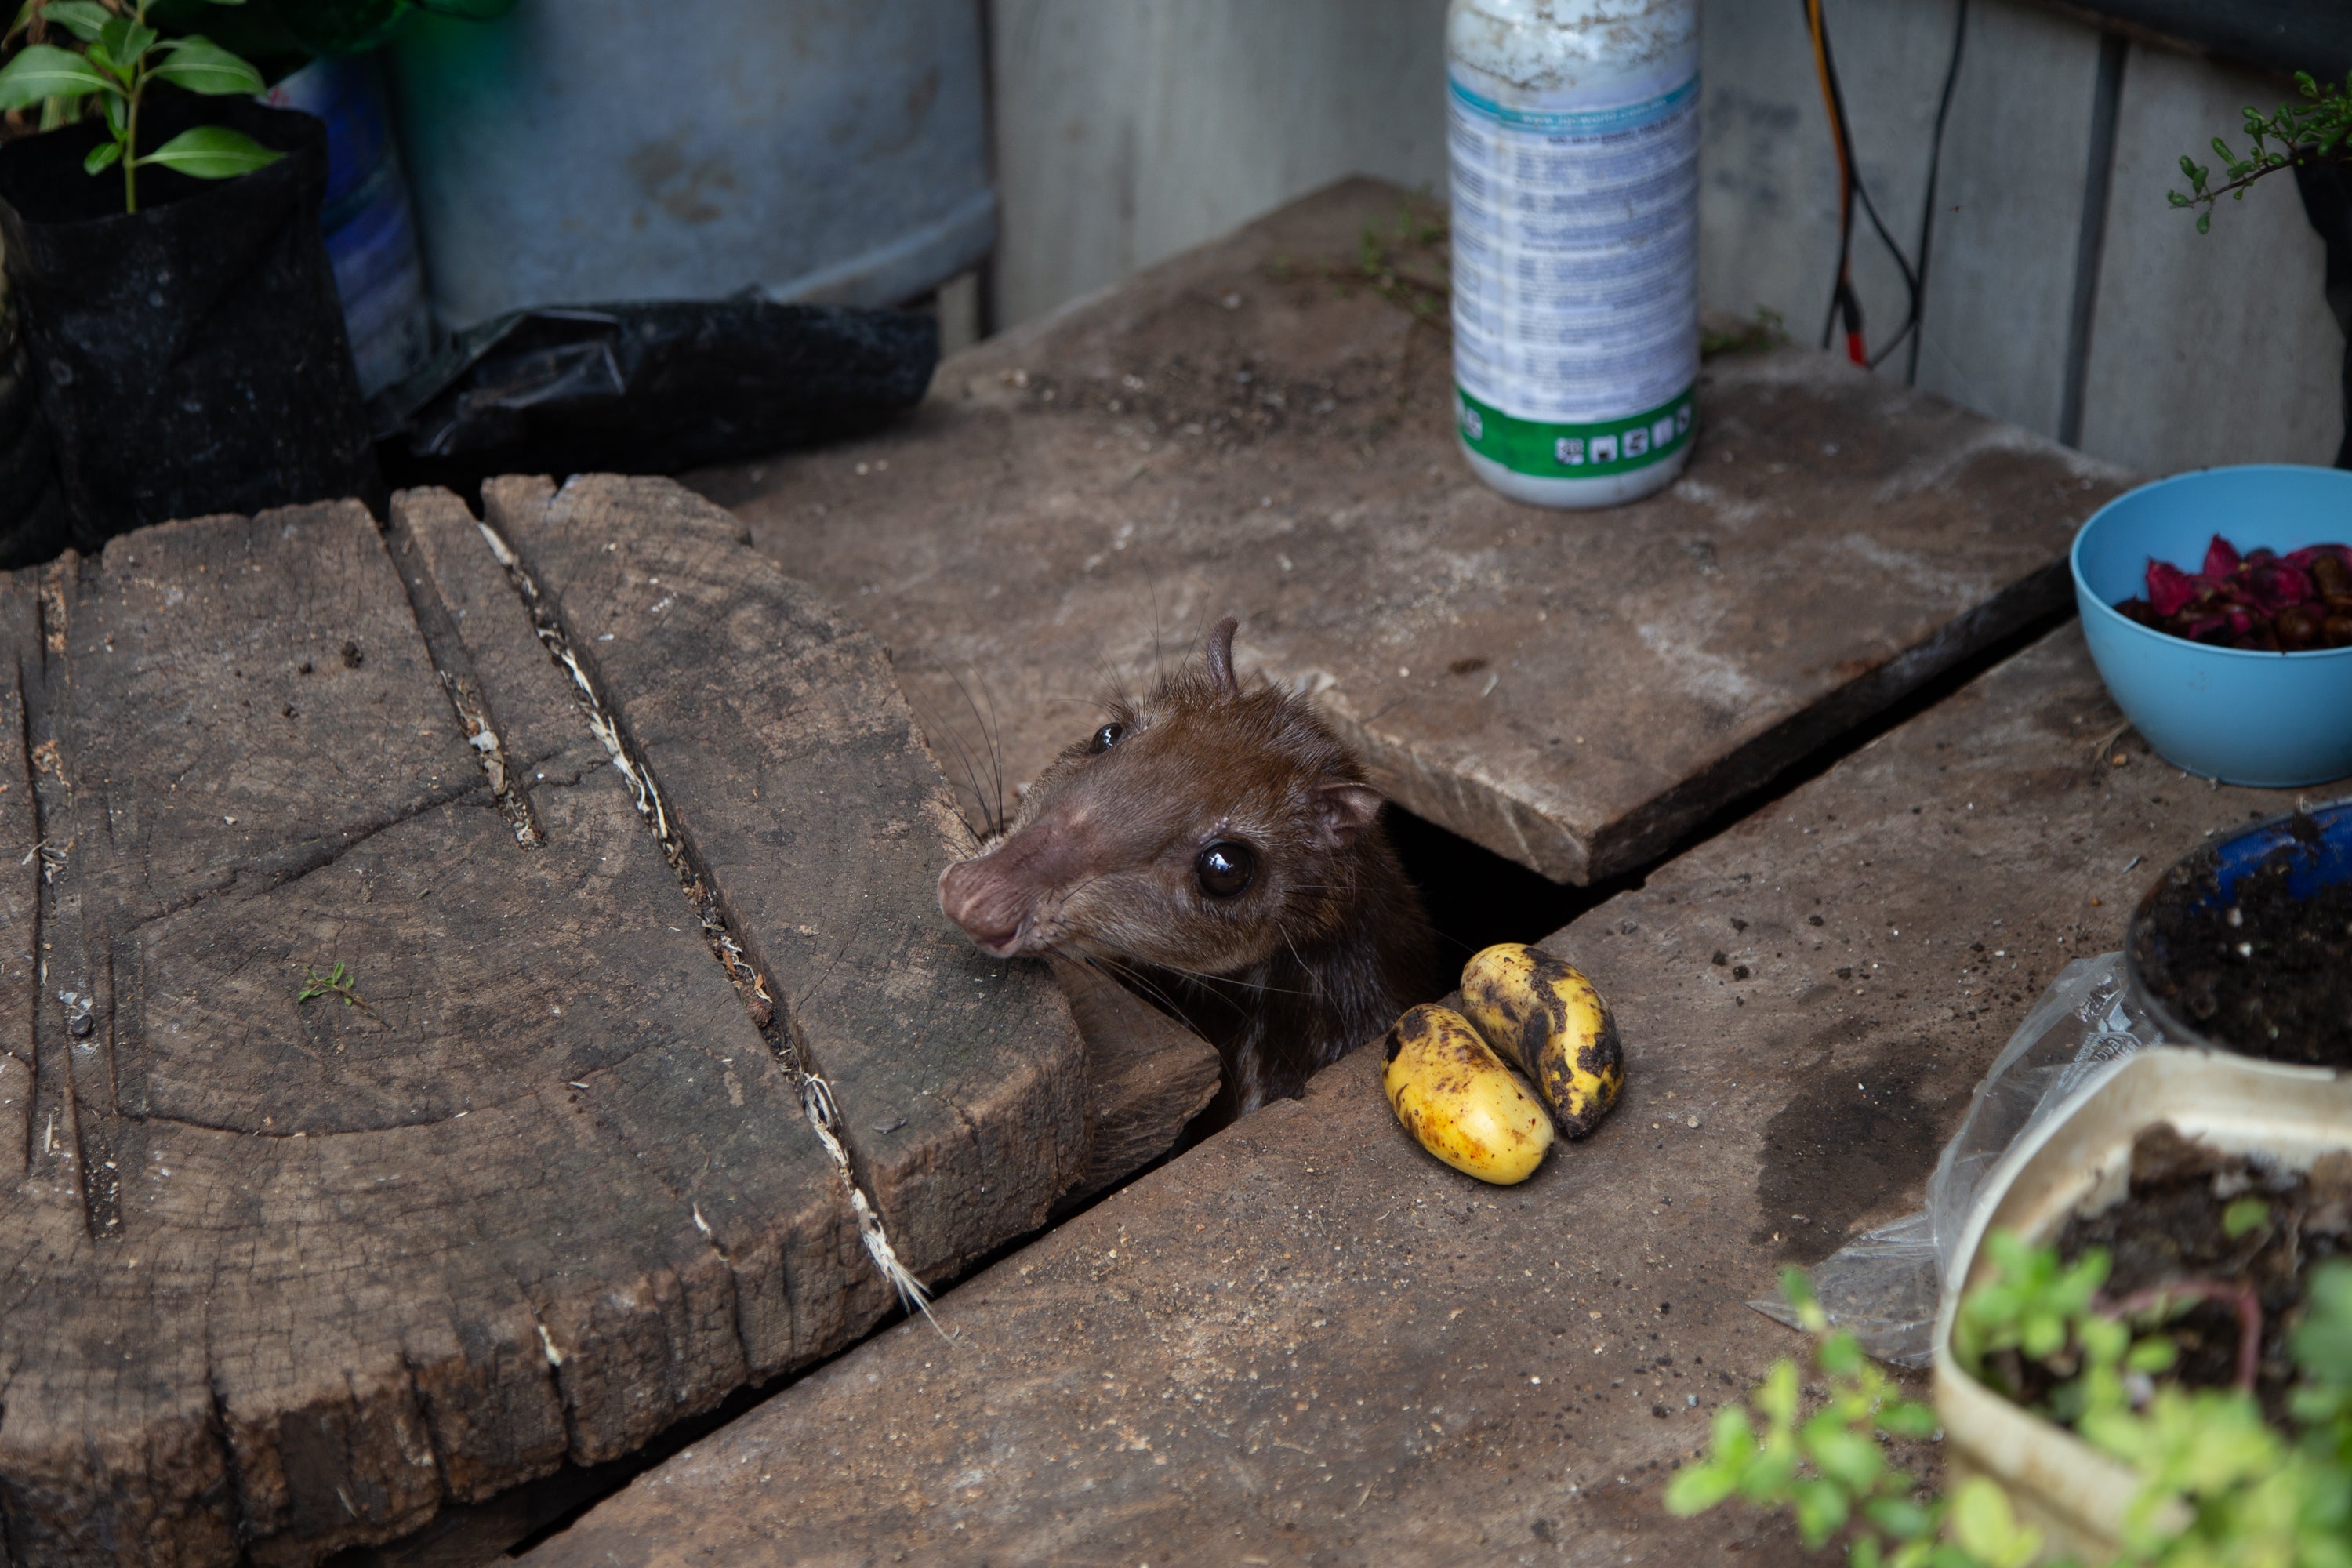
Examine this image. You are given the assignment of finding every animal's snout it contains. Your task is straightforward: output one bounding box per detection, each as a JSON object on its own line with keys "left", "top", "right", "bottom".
{"left": 938, "top": 855, "right": 1029, "bottom": 956}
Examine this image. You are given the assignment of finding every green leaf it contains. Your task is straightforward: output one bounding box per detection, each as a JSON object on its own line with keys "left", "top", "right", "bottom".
{"left": 2198, "top": 212, "right": 2212, "bottom": 234}
{"left": 132, "top": 124, "right": 282, "bottom": 179}
{"left": 1807, "top": 1424, "right": 1884, "bottom": 1494}
{"left": 80, "top": 136, "right": 118, "bottom": 174}
{"left": 1947, "top": 1476, "right": 2039, "bottom": 1568}
{"left": 147, "top": 35, "right": 263, "bottom": 96}
{"left": 1664, "top": 1462, "right": 1739, "bottom": 1515}
{"left": 2221, "top": 1196, "right": 2270, "bottom": 1239}
{"left": 1710, "top": 1404, "right": 1758, "bottom": 1465}
{"left": 2292, "top": 1261, "right": 2352, "bottom": 1385}
{"left": 0, "top": 42, "right": 112, "bottom": 108}
{"left": 96, "top": 15, "right": 155, "bottom": 69}
{"left": 38, "top": 1, "right": 111, "bottom": 42}
{"left": 1876, "top": 1400, "right": 1938, "bottom": 1439}
{"left": 1862, "top": 1497, "right": 1936, "bottom": 1540}
{"left": 1756, "top": 1361, "right": 1801, "bottom": 1428}
{"left": 2077, "top": 1315, "right": 2126, "bottom": 1367}
{"left": 1791, "top": 1478, "right": 1852, "bottom": 1547}
{"left": 2125, "top": 1335, "right": 2177, "bottom": 1374}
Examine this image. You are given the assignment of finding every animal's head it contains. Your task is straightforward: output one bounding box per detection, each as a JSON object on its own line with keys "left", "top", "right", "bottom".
{"left": 937, "top": 617, "right": 1384, "bottom": 977}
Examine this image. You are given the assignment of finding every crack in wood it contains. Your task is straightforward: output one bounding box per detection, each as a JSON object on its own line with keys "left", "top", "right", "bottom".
{"left": 467, "top": 509, "right": 937, "bottom": 1319}
{"left": 381, "top": 508, "right": 545, "bottom": 848}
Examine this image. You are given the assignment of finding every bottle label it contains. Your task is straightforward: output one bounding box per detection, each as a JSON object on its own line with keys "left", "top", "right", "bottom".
{"left": 1449, "top": 67, "right": 1700, "bottom": 480}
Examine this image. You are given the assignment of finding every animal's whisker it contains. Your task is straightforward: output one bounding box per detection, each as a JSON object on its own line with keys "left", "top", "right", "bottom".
{"left": 948, "top": 666, "right": 1009, "bottom": 838}
{"left": 911, "top": 686, "right": 1000, "bottom": 842}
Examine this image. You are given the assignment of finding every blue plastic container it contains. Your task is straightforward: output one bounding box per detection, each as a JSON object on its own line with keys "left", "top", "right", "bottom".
{"left": 264, "top": 55, "right": 433, "bottom": 397}
{"left": 2072, "top": 464, "right": 2352, "bottom": 786}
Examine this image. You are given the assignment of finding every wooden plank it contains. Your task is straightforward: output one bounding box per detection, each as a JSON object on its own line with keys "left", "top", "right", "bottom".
{"left": 693, "top": 178, "right": 2129, "bottom": 885}
{"left": 389, "top": 486, "right": 583, "bottom": 777}
{"left": 516, "top": 622, "right": 2300, "bottom": 1567}
{"left": 1048, "top": 956, "right": 1221, "bottom": 1204}
{"left": 482, "top": 474, "right": 1091, "bottom": 1283}
{"left": 0, "top": 502, "right": 892, "bottom": 1566}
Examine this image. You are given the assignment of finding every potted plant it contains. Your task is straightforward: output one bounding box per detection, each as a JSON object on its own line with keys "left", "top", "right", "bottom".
{"left": 0, "top": 0, "right": 376, "bottom": 551}
{"left": 1669, "top": 1048, "right": 2352, "bottom": 1565}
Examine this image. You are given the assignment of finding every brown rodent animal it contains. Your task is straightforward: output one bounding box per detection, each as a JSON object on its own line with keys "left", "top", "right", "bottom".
{"left": 938, "top": 617, "right": 1436, "bottom": 1116}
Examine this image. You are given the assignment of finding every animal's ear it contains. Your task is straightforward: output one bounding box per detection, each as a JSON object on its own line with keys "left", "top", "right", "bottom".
{"left": 1205, "top": 615, "right": 1240, "bottom": 698}
{"left": 1315, "top": 780, "right": 1384, "bottom": 848}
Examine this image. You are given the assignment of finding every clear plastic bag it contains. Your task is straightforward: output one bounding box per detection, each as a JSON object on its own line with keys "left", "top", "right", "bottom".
{"left": 1754, "top": 953, "right": 2162, "bottom": 1366}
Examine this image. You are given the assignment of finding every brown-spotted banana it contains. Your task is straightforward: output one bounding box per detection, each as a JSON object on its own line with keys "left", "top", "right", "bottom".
{"left": 1459, "top": 943, "right": 1624, "bottom": 1138}
{"left": 1381, "top": 1003, "right": 1554, "bottom": 1185}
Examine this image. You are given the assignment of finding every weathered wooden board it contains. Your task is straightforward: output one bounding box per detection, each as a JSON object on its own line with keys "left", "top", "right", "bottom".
{"left": 694, "top": 177, "right": 2133, "bottom": 885}
{"left": 481, "top": 474, "right": 1089, "bottom": 1283}
{"left": 1048, "top": 955, "right": 1221, "bottom": 1204}
{"left": 0, "top": 486, "right": 1098, "bottom": 1567}
{"left": 519, "top": 623, "right": 2303, "bottom": 1567}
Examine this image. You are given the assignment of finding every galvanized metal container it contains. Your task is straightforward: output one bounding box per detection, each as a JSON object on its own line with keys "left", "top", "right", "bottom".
{"left": 384, "top": 0, "right": 997, "bottom": 328}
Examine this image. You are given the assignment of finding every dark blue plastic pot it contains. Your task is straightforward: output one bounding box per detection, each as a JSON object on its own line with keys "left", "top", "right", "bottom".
{"left": 2126, "top": 797, "right": 2352, "bottom": 1064}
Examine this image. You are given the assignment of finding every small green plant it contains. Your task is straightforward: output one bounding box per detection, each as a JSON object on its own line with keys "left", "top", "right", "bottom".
{"left": 2169, "top": 71, "right": 2352, "bottom": 234}
{"left": 0, "top": 0, "right": 279, "bottom": 214}
{"left": 296, "top": 958, "right": 377, "bottom": 1021}
{"left": 1665, "top": 1268, "right": 2042, "bottom": 1567}
{"left": 1671, "top": 1236, "right": 2352, "bottom": 1567}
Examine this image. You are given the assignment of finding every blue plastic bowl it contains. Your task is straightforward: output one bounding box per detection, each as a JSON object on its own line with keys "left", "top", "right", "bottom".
{"left": 2072, "top": 465, "right": 2352, "bottom": 786}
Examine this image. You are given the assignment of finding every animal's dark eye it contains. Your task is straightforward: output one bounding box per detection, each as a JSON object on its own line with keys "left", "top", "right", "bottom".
{"left": 1195, "top": 840, "right": 1258, "bottom": 898}
{"left": 1087, "top": 722, "right": 1124, "bottom": 754}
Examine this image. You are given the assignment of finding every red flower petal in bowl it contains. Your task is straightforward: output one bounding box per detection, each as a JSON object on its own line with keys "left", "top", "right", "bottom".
{"left": 2203, "top": 534, "right": 2243, "bottom": 577}
{"left": 2147, "top": 560, "right": 2198, "bottom": 616}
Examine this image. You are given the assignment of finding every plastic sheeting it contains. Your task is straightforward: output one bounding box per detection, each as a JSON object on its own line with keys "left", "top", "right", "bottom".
{"left": 368, "top": 298, "right": 938, "bottom": 488}
{"left": 1756, "top": 952, "right": 2163, "bottom": 1366}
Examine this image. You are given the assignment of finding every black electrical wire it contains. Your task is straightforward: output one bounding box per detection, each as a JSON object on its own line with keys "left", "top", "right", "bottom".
{"left": 1804, "top": 0, "right": 1965, "bottom": 376}
{"left": 1899, "top": 0, "right": 1971, "bottom": 383}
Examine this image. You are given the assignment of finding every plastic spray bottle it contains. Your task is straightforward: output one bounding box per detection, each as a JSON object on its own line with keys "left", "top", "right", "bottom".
{"left": 1447, "top": 0, "right": 1701, "bottom": 508}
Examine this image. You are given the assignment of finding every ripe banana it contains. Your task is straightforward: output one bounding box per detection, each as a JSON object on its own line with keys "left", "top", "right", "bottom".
{"left": 1381, "top": 1003, "right": 1555, "bottom": 1185}
{"left": 1459, "top": 942, "right": 1624, "bottom": 1138}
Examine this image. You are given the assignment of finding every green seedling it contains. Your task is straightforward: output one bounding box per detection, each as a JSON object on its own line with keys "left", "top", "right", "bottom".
{"left": 1671, "top": 1236, "right": 2352, "bottom": 1568}
{"left": 0, "top": 0, "right": 278, "bottom": 213}
{"left": 2169, "top": 71, "right": 2352, "bottom": 233}
{"left": 296, "top": 959, "right": 378, "bottom": 1022}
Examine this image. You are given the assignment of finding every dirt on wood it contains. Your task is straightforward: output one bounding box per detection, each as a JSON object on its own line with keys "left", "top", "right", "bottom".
{"left": 693, "top": 177, "right": 2132, "bottom": 887}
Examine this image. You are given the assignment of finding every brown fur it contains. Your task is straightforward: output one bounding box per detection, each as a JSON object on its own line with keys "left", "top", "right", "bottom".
{"left": 938, "top": 619, "right": 1437, "bottom": 1117}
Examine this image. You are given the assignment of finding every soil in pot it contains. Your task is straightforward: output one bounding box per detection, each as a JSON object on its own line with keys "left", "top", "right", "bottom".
{"left": 2001, "top": 1123, "right": 2352, "bottom": 1428}
{"left": 2134, "top": 814, "right": 2352, "bottom": 1068}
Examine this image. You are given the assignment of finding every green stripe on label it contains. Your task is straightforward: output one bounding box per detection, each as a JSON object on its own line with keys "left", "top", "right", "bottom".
{"left": 1454, "top": 387, "right": 1696, "bottom": 479}
{"left": 1446, "top": 73, "right": 1700, "bottom": 135}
